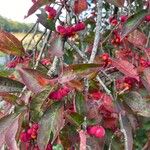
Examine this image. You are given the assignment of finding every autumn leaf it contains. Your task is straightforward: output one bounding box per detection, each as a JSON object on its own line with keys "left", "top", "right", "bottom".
{"left": 121, "top": 10, "right": 147, "bottom": 39}
{"left": 127, "top": 29, "right": 147, "bottom": 49}
{"left": 58, "top": 64, "right": 101, "bottom": 84}
{"left": 37, "top": 102, "right": 64, "bottom": 150}
{"left": 0, "top": 30, "right": 25, "bottom": 56}
{"left": 111, "top": 59, "right": 139, "bottom": 81}
{"left": 25, "top": 0, "right": 53, "bottom": 18}
{"left": 105, "top": 0, "right": 125, "bottom": 7}
{"left": 73, "top": 0, "right": 88, "bottom": 14}
{"left": 17, "top": 66, "right": 54, "bottom": 94}
{"left": 0, "top": 76, "right": 24, "bottom": 93}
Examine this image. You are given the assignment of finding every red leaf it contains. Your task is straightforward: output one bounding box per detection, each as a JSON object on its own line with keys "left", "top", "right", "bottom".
{"left": 5, "top": 116, "right": 19, "bottom": 150}
{"left": 111, "top": 59, "right": 139, "bottom": 81}
{"left": 0, "top": 30, "right": 25, "bottom": 56}
{"left": 25, "top": 0, "right": 52, "bottom": 18}
{"left": 74, "top": 0, "right": 88, "bottom": 14}
{"left": 127, "top": 30, "right": 147, "bottom": 49}
{"left": 106, "top": 0, "right": 125, "bottom": 7}
{"left": 58, "top": 64, "right": 101, "bottom": 84}
{"left": 16, "top": 66, "right": 54, "bottom": 94}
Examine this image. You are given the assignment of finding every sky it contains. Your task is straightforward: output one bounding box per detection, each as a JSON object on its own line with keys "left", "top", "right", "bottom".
{"left": 0, "top": 0, "right": 37, "bottom": 23}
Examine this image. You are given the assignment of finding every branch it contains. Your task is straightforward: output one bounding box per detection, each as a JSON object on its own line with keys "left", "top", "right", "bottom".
{"left": 89, "top": 0, "right": 103, "bottom": 63}
{"left": 67, "top": 40, "right": 88, "bottom": 61}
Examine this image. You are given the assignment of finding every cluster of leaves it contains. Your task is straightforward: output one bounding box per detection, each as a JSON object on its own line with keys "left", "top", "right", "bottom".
{"left": 0, "top": 0, "right": 150, "bottom": 149}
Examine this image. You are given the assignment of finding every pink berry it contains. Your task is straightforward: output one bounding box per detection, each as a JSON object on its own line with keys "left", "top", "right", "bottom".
{"left": 145, "top": 15, "right": 150, "bottom": 22}
{"left": 87, "top": 125, "right": 99, "bottom": 135}
{"left": 27, "top": 128, "right": 33, "bottom": 135}
{"left": 20, "top": 132, "right": 29, "bottom": 142}
{"left": 120, "top": 15, "right": 127, "bottom": 23}
{"left": 32, "top": 123, "right": 39, "bottom": 130}
{"left": 95, "top": 126, "right": 105, "bottom": 138}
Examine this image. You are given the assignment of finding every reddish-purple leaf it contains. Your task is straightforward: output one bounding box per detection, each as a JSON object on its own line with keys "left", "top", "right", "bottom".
{"left": 127, "top": 30, "right": 147, "bottom": 49}
{"left": 0, "top": 30, "right": 25, "bottom": 56}
{"left": 16, "top": 66, "right": 53, "bottom": 94}
{"left": 5, "top": 116, "right": 19, "bottom": 150}
{"left": 25, "top": 0, "right": 52, "bottom": 18}
{"left": 58, "top": 64, "right": 101, "bottom": 84}
{"left": 111, "top": 59, "right": 139, "bottom": 81}
{"left": 106, "top": 0, "right": 125, "bottom": 7}
{"left": 74, "top": 0, "right": 88, "bottom": 14}
{"left": 0, "top": 114, "right": 19, "bottom": 149}
{"left": 79, "top": 130, "right": 86, "bottom": 150}
{"left": 121, "top": 10, "right": 147, "bottom": 39}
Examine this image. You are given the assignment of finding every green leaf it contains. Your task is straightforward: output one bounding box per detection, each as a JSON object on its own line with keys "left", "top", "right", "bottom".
{"left": 0, "top": 92, "right": 18, "bottom": 105}
{"left": 121, "top": 10, "right": 147, "bottom": 39}
{"left": 75, "top": 92, "right": 86, "bottom": 115}
{"left": 0, "top": 76, "right": 24, "bottom": 93}
{"left": 30, "top": 85, "right": 53, "bottom": 121}
{"left": 0, "top": 30, "right": 25, "bottom": 56}
{"left": 37, "top": 12, "right": 55, "bottom": 31}
{"left": 37, "top": 102, "right": 64, "bottom": 150}
{"left": 58, "top": 64, "right": 101, "bottom": 84}
{"left": 66, "top": 112, "right": 84, "bottom": 127}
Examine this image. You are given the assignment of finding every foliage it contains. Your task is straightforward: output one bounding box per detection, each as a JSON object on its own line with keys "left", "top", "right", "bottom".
{"left": 0, "top": 0, "right": 150, "bottom": 150}
{"left": 0, "top": 15, "right": 34, "bottom": 33}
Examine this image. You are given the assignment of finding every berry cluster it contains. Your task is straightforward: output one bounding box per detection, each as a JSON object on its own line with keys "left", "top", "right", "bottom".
{"left": 20, "top": 123, "right": 52, "bottom": 150}
{"left": 116, "top": 77, "right": 138, "bottom": 93}
{"left": 49, "top": 86, "right": 71, "bottom": 101}
{"left": 20, "top": 123, "right": 39, "bottom": 143}
{"left": 57, "top": 22, "right": 86, "bottom": 37}
{"left": 111, "top": 31, "right": 121, "bottom": 46}
{"left": 87, "top": 125, "right": 105, "bottom": 138}
{"left": 100, "top": 53, "right": 111, "bottom": 67}
{"left": 45, "top": 5, "right": 57, "bottom": 20}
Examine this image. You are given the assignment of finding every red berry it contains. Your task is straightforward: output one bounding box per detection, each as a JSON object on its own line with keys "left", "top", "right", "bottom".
{"left": 101, "top": 53, "right": 109, "bottom": 61}
{"left": 32, "top": 123, "right": 39, "bottom": 130}
{"left": 20, "top": 132, "right": 29, "bottom": 142}
{"left": 120, "top": 15, "right": 127, "bottom": 23}
{"left": 46, "top": 143, "right": 53, "bottom": 150}
{"left": 87, "top": 125, "right": 99, "bottom": 135}
{"left": 73, "top": 22, "right": 86, "bottom": 32}
{"left": 27, "top": 128, "right": 33, "bottom": 135}
{"left": 94, "top": 126, "right": 105, "bottom": 138}
{"left": 109, "top": 17, "right": 118, "bottom": 26}
{"left": 145, "top": 15, "right": 150, "bottom": 22}
{"left": 57, "top": 25, "right": 67, "bottom": 36}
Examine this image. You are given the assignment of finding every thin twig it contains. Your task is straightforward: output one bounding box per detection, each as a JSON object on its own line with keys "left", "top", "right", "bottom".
{"left": 67, "top": 40, "right": 88, "bottom": 61}
{"left": 34, "top": 30, "right": 52, "bottom": 69}
{"left": 119, "top": 113, "right": 128, "bottom": 150}
{"left": 21, "top": 21, "right": 38, "bottom": 42}
{"left": 89, "top": 0, "right": 103, "bottom": 63}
